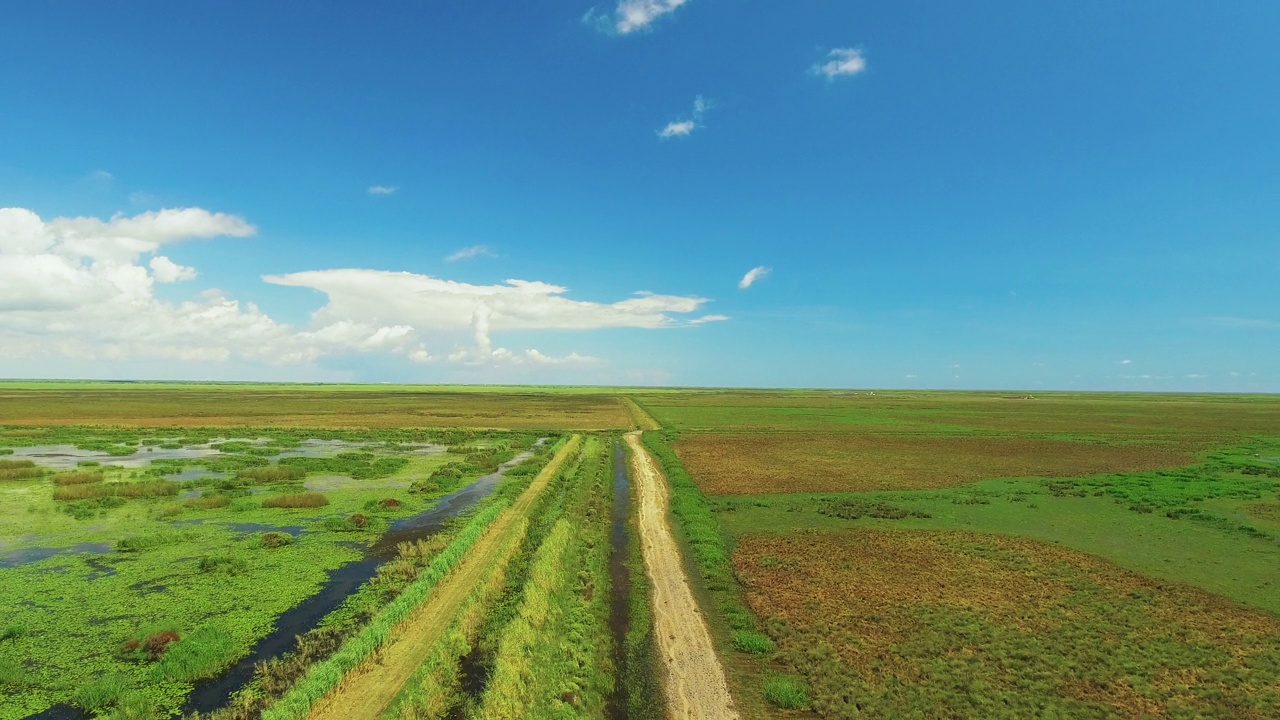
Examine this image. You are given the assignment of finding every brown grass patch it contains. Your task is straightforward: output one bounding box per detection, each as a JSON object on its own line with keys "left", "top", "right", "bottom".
{"left": 262, "top": 492, "right": 328, "bottom": 508}
{"left": 0, "top": 388, "right": 631, "bottom": 429}
{"left": 675, "top": 432, "right": 1193, "bottom": 494}
{"left": 52, "top": 480, "right": 178, "bottom": 500}
{"left": 734, "top": 530, "right": 1280, "bottom": 718}
{"left": 54, "top": 470, "right": 104, "bottom": 485}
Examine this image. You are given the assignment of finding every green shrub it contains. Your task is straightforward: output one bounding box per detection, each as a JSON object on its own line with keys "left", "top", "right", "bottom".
{"left": 762, "top": 673, "right": 810, "bottom": 709}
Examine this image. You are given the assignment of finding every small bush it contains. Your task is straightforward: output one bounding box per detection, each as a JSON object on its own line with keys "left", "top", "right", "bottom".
{"left": 731, "top": 630, "right": 774, "bottom": 655}
{"left": 54, "top": 470, "right": 105, "bottom": 486}
{"left": 262, "top": 492, "right": 328, "bottom": 508}
{"left": 262, "top": 531, "right": 294, "bottom": 548}
{"left": 0, "top": 459, "right": 35, "bottom": 469}
{"left": 0, "top": 625, "right": 26, "bottom": 641}
{"left": 762, "top": 673, "right": 810, "bottom": 709}
{"left": 322, "top": 515, "right": 366, "bottom": 532}
{"left": 0, "top": 448, "right": 12, "bottom": 456}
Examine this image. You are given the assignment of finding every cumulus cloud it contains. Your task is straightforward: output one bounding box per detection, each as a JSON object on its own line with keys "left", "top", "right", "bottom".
{"left": 367, "top": 185, "right": 397, "bottom": 195}
{"left": 587, "top": 0, "right": 689, "bottom": 35}
{"left": 149, "top": 256, "right": 198, "bottom": 283}
{"left": 813, "top": 48, "right": 867, "bottom": 79}
{"left": 0, "top": 207, "right": 718, "bottom": 371}
{"left": 738, "top": 265, "right": 770, "bottom": 289}
{"left": 446, "top": 245, "right": 497, "bottom": 262}
{"left": 658, "top": 95, "right": 711, "bottom": 140}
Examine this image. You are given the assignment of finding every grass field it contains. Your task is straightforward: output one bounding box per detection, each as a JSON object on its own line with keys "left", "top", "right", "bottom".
{"left": 735, "top": 529, "right": 1280, "bottom": 719}
{"left": 2, "top": 385, "right": 1279, "bottom": 719}
{"left": 0, "top": 385, "right": 633, "bottom": 429}
{"left": 633, "top": 391, "right": 1280, "bottom": 718}
{"left": 0, "top": 423, "right": 558, "bottom": 718}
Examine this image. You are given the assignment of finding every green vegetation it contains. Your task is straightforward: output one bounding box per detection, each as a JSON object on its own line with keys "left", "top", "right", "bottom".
{"left": 0, "top": 422, "right": 556, "bottom": 719}
{"left": 475, "top": 437, "right": 614, "bottom": 719}
{"left": 262, "top": 500, "right": 512, "bottom": 720}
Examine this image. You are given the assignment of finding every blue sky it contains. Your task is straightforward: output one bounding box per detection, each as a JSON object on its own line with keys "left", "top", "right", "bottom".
{"left": 1, "top": 1, "right": 1277, "bottom": 390}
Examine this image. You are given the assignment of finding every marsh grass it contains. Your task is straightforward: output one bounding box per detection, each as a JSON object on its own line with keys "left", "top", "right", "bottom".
{"left": 238, "top": 465, "right": 306, "bottom": 484}
{"left": 54, "top": 480, "right": 178, "bottom": 501}
{"left": 0, "top": 465, "right": 43, "bottom": 480}
{"left": 198, "top": 554, "right": 250, "bottom": 574}
{"left": 0, "top": 458, "right": 35, "bottom": 469}
{"left": 72, "top": 673, "right": 130, "bottom": 711}
{"left": 262, "top": 531, "right": 294, "bottom": 548}
{"left": 184, "top": 493, "right": 231, "bottom": 510}
{"left": 262, "top": 492, "right": 328, "bottom": 508}
{"left": 54, "top": 470, "right": 105, "bottom": 485}
{"left": 116, "top": 529, "right": 198, "bottom": 552}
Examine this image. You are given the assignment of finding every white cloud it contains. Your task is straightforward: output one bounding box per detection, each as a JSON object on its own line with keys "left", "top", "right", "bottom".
{"left": 1119, "top": 359, "right": 1132, "bottom": 364}
{"left": 657, "top": 95, "right": 711, "bottom": 140}
{"left": 588, "top": 0, "right": 690, "bottom": 35}
{"left": 446, "top": 245, "right": 497, "bottom": 262}
{"left": 812, "top": 48, "right": 867, "bottom": 80}
{"left": 149, "top": 256, "right": 198, "bottom": 283}
{"left": 658, "top": 120, "right": 696, "bottom": 139}
{"left": 687, "top": 314, "right": 729, "bottom": 325}
{"left": 1184, "top": 373, "right": 1208, "bottom": 379}
{"left": 1205, "top": 316, "right": 1280, "bottom": 329}
{"left": 738, "top": 265, "right": 770, "bottom": 289}
{"left": 0, "top": 207, "right": 720, "bottom": 372}
{"left": 367, "top": 185, "right": 397, "bottom": 195}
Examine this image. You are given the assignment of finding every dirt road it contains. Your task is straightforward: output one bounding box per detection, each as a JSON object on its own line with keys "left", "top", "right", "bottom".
{"left": 307, "top": 435, "right": 581, "bottom": 720}
{"left": 626, "top": 431, "right": 740, "bottom": 720}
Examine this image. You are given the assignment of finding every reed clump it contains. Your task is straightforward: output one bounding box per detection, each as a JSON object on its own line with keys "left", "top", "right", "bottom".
{"left": 262, "top": 492, "right": 329, "bottom": 509}
{"left": 54, "top": 470, "right": 105, "bottom": 486}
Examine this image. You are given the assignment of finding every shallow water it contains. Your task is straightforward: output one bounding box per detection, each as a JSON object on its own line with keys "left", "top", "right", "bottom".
{"left": 0, "top": 542, "right": 112, "bottom": 569}
{"left": 182, "top": 439, "right": 547, "bottom": 715}
{"left": 9, "top": 444, "right": 219, "bottom": 469}
{"left": 606, "top": 440, "right": 632, "bottom": 720}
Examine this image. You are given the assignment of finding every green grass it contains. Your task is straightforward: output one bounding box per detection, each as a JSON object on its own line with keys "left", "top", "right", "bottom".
{"left": 761, "top": 673, "right": 809, "bottom": 710}
{"left": 0, "top": 424, "right": 551, "bottom": 719}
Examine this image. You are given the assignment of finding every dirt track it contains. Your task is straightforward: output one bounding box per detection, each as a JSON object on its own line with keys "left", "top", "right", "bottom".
{"left": 626, "top": 431, "right": 740, "bottom": 720}
{"left": 307, "top": 436, "right": 581, "bottom": 720}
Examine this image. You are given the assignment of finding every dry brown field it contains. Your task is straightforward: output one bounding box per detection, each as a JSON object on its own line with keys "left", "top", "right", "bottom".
{"left": 673, "top": 432, "right": 1193, "bottom": 494}
{"left": 734, "top": 529, "right": 1280, "bottom": 719}
{"left": 0, "top": 387, "right": 633, "bottom": 429}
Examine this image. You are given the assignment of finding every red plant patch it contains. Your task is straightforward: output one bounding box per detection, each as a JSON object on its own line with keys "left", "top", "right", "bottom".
{"left": 141, "top": 630, "right": 180, "bottom": 659}
{"left": 349, "top": 513, "right": 367, "bottom": 528}
{"left": 380, "top": 498, "right": 401, "bottom": 508}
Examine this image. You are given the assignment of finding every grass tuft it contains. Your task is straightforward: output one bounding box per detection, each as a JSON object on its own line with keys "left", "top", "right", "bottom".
{"left": 262, "top": 492, "right": 329, "bottom": 508}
